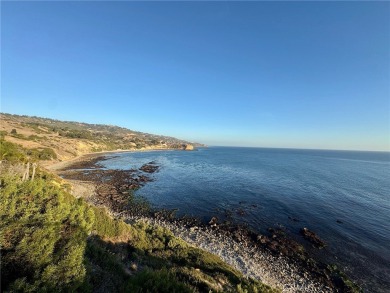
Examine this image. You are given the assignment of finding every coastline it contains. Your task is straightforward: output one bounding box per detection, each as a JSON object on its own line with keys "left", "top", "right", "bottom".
{"left": 48, "top": 150, "right": 360, "bottom": 293}
{"left": 127, "top": 215, "right": 332, "bottom": 292}
{"left": 44, "top": 147, "right": 180, "bottom": 171}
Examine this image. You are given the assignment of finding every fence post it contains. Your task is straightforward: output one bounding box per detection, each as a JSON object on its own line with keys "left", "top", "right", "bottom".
{"left": 31, "top": 163, "right": 37, "bottom": 181}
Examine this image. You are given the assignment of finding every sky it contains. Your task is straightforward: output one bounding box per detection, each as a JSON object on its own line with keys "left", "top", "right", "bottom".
{"left": 1, "top": 1, "right": 389, "bottom": 151}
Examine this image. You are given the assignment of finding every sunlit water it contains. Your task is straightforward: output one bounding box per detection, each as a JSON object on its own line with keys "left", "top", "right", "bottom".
{"left": 100, "top": 147, "right": 390, "bottom": 292}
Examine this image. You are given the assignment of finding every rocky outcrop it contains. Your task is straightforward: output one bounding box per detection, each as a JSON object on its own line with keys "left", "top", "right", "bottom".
{"left": 139, "top": 162, "right": 159, "bottom": 173}
{"left": 300, "top": 227, "right": 326, "bottom": 248}
{"left": 183, "top": 144, "right": 194, "bottom": 151}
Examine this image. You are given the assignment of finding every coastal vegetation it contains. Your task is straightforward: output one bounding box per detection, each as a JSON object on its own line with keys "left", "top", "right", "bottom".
{"left": 0, "top": 139, "right": 57, "bottom": 162}
{"left": 0, "top": 113, "right": 200, "bottom": 163}
{"left": 0, "top": 139, "right": 276, "bottom": 292}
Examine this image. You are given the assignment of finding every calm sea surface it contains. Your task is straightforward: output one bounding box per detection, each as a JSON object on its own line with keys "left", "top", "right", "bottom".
{"left": 100, "top": 147, "right": 390, "bottom": 292}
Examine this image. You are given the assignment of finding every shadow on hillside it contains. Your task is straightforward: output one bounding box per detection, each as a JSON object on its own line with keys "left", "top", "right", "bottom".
{"left": 84, "top": 235, "right": 207, "bottom": 293}
{"left": 83, "top": 234, "right": 272, "bottom": 293}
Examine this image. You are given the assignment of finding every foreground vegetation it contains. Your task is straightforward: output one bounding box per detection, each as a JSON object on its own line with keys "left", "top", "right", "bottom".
{"left": 0, "top": 139, "right": 276, "bottom": 292}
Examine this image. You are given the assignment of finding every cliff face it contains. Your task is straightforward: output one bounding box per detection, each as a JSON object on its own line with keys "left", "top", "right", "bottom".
{"left": 184, "top": 144, "right": 194, "bottom": 151}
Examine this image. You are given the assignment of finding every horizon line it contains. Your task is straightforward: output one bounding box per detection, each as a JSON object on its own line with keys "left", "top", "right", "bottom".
{"left": 2, "top": 111, "right": 389, "bottom": 153}
{"left": 204, "top": 145, "right": 390, "bottom": 153}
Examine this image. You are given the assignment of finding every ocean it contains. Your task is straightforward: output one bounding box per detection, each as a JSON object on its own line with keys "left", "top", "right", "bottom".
{"left": 99, "top": 147, "right": 390, "bottom": 292}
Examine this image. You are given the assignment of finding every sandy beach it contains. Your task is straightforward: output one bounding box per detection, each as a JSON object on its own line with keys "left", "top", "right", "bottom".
{"left": 45, "top": 148, "right": 175, "bottom": 171}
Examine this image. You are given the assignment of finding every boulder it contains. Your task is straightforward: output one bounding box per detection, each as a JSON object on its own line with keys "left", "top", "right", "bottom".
{"left": 209, "top": 217, "right": 218, "bottom": 226}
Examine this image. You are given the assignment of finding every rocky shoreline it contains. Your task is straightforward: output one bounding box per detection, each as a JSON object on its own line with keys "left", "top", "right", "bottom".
{"left": 140, "top": 217, "right": 331, "bottom": 292}
{"left": 53, "top": 154, "right": 359, "bottom": 293}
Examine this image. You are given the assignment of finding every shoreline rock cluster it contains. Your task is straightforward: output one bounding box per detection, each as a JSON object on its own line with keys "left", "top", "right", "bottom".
{"left": 142, "top": 217, "right": 332, "bottom": 293}
{"left": 56, "top": 156, "right": 358, "bottom": 293}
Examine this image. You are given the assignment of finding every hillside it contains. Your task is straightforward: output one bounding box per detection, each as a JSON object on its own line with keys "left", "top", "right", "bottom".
{"left": 0, "top": 113, "right": 202, "bottom": 163}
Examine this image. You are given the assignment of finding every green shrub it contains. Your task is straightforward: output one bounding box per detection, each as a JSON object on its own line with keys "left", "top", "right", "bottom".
{"left": 0, "top": 174, "right": 94, "bottom": 292}
{"left": 91, "top": 206, "right": 132, "bottom": 238}
{"left": 125, "top": 268, "right": 193, "bottom": 293}
{"left": 0, "top": 140, "right": 57, "bottom": 162}
{"left": 60, "top": 129, "right": 93, "bottom": 139}
{"left": 9, "top": 129, "right": 27, "bottom": 140}
{"left": 0, "top": 139, "right": 26, "bottom": 162}
{"left": 0, "top": 130, "right": 7, "bottom": 138}
{"left": 26, "top": 148, "right": 57, "bottom": 160}
{"left": 27, "top": 134, "right": 43, "bottom": 141}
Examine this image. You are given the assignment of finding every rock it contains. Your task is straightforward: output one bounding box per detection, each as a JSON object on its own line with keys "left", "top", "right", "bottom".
{"left": 288, "top": 216, "right": 300, "bottom": 222}
{"left": 233, "top": 230, "right": 243, "bottom": 241}
{"left": 183, "top": 144, "right": 194, "bottom": 151}
{"left": 300, "top": 227, "right": 326, "bottom": 248}
{"left": 256, "top": 235, "right": 269, "bottom": 244}
{"left": 139, "top": 163, "right": 159, "bottom": 173}
{"left": 269, "top": 241, "right": 279, "bottom": 251}
{"left": 190, "top": 226, "right": 199, "bottom": 232}
{"left": 236, "top": 208, "right": 246, "bottom": 216}
{"left": 209, "top": 217, "right": 218, "bottom": 226}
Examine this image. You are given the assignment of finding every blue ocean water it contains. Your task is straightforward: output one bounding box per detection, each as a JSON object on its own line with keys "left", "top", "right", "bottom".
{"left": 100, "top": 147, "right": 390, "bottom": 292}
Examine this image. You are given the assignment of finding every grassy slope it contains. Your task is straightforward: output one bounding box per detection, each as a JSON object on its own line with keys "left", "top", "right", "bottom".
{"left": 0, "top": 113, "right": 200, "bottom": 163}
{"left": 0, "top": 139, "right": 278, "bottom": 292}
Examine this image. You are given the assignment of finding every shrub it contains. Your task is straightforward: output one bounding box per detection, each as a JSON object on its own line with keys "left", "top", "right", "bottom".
{"left": 0, "top": 130, "right": 7, "bottom": 138}
{"left": 125, "top": 268, "right": 193, "bottom": 293}
{"left": 0, "top": 139, "right": 26, "bottom": 162}
{"left": 0, "top": 174, "right": 94, "bottom": 292}
{"left": 91, "top": 206, "right": 132, "bottom": 238}
{"left": 26, "top": 148, "right": 58, "bottom": 160}
{"left": 60, "top": 129, "right": 93, "bottom": 139}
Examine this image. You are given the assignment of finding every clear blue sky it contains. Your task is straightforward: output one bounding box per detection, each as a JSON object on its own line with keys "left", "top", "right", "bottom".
{"left": 1, "top": 1, "right": 389, "bottom": 151}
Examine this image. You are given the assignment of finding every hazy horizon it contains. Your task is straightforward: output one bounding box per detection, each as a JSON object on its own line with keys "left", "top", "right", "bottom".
{"left": 3, "top": 111, "right": 389, "bottom": 153}
{"left": 2, "top": 2, "right": 389, "bottom": 151}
